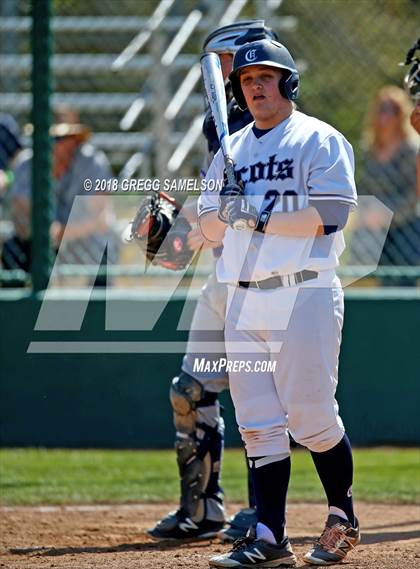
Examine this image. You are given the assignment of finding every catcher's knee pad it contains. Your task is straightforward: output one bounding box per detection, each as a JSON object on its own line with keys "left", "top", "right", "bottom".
{"left": 170, "top": 372, "right": 218, "bottom": 434}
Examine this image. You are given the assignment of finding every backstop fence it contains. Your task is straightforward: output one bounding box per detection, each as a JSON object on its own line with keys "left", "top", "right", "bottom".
{"left": 0, "top": 0, "right": 419, "bottom": 290}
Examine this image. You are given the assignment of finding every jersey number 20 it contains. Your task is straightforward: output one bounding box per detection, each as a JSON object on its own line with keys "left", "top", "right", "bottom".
{"left": 263, "top": 189, "right": 299, "bottom": 213}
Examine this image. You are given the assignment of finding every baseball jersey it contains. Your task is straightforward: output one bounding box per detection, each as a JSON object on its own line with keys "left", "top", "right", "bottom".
{"left": 198, "top": 110, "right": 357, "bottom": 283}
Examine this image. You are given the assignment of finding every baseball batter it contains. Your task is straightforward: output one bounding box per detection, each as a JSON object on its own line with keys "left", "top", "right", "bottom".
{"left": 198, "top": 39, "right": 360, "bottom": 567}
{"left": 148, "top": 22, "right": 278, "bottom": 543}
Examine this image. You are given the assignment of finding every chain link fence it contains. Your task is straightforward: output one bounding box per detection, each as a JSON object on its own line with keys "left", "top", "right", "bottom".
{"left": 0, "top": 0, "right": 419, "bottom": 288}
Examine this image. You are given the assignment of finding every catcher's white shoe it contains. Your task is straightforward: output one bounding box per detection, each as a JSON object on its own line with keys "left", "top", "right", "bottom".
{"left": 148, "top": 509, "right": 224, "bottom": 541}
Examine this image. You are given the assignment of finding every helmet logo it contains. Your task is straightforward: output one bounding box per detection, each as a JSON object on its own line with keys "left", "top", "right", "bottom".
{"left": 245, "top": 49, "right": 257, "bottom": 62}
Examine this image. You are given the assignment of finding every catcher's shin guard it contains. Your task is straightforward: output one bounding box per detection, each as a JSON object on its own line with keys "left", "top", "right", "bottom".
{"left": 170, "top": 373, "right": 225, "bottom": 522}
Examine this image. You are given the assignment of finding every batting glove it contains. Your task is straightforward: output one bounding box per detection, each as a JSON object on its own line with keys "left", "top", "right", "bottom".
{"left": 218, "top": 183, "right": 243, "bottom": 224}
{"left": 227, "top": 196, "right": 259, "bottom": 230}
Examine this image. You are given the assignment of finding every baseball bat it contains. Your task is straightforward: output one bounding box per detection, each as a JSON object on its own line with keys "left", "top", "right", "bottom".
{"left": 200, "top": 52, "right": 254, "bottom": 231}
{"left": 200, "top": 52, "right": 236, "bottom": 185}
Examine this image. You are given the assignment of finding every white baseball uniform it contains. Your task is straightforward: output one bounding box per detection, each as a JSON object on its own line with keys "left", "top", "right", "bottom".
{"left": 198, "top": 110, "right": 357, "bottom": 457}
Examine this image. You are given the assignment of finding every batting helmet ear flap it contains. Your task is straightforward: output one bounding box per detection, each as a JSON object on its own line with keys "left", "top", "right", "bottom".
{"left": 279, "top": 71, "right": 300, "bottom": 101}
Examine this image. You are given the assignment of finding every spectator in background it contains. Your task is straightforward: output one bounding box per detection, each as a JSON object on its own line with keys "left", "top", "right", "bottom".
{"left": 0, "top": 113, "right": 23, "bottom": 202}
{"left": 351, "top": 86, "right": 419, "bottom": 282}
{"left": 1, "top": 107, "right": 119, "bottom": 285}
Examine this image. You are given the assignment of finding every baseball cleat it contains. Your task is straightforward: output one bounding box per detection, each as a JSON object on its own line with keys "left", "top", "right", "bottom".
{"left": 303, "top": 514, "right": 361, "bottom": 565}
{"left": 209, "top": 527, "right": 297, "bottom": 568}
{"left": 218, "top": 507, "right": 258, "bottom": 543}
{"left": 148, "top": 509, "right": 224, "bottom": 541}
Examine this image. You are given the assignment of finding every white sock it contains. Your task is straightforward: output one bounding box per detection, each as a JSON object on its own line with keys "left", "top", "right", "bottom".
{"left": 329, "top": 506, "right": 348, "bottom": 521}
{"left": 256, "top": 522, "right": 277, "bottom": 545}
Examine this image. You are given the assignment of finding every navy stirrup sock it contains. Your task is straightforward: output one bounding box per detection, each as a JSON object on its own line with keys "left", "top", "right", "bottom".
{"left": 310, "top": 433, "right": 355, "bottom": 526}
{"left": 250, "top": 456, "right": 291, "bottom": 544}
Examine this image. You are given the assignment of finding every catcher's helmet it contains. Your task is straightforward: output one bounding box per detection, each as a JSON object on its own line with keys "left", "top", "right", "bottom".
{"left": 404, "top": 63, "right": 420, "bottom": 101}
{"left": 202, "top": 20, "right": 278, "bottom": 54}
{"left": 229, "top": 39, "right": 300, "bottom": 109}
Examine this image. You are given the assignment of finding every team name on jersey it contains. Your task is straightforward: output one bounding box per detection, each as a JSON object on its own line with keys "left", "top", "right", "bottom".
{"left": 235, "top": 154, "right": 294, "bottom": 184}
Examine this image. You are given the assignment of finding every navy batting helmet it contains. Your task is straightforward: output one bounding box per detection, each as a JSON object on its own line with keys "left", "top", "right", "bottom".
{"left": 202, "top": 20, "right": 278, "bottom": 54}
{"left": 229, "top": 39, "right": 300, "bottom": 109}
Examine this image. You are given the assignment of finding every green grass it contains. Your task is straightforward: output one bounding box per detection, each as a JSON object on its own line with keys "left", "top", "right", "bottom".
{"left": 0, "top": 448, "right": 418, "bottom": 506}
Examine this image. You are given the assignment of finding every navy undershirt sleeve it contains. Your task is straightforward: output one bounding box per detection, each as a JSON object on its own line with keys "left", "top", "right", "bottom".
{"left": 309, "top": 199, "right": 350, "bottom": 234}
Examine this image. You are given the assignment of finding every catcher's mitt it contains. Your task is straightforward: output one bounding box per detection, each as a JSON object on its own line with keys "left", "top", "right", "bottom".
{"left": 129, "top": 191, "right": 193, "bottom": 270}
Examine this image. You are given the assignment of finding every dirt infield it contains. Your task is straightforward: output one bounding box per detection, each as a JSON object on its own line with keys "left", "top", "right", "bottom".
{"left": 1, "top": 502, "right": 419, "bottom": 569}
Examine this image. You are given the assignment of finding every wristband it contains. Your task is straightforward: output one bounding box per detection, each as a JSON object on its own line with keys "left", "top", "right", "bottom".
{"left": 256, "top": 209, "right": 272, "bottom": 233}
